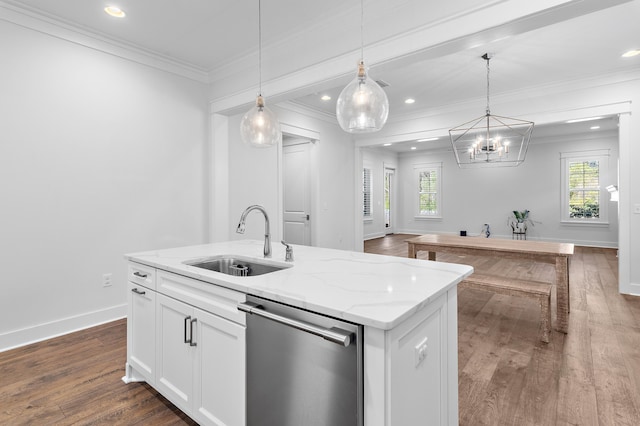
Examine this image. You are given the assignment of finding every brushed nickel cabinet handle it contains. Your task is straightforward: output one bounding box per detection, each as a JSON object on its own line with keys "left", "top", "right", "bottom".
{"left": 131, "top": 288, "right": 146, "bottom": 295}
{"left": 184, "top": 316, "right": 192, "bottom": 344}
{"left": 189, "top": 318, "right": 197, "bottom": 347}
{"left": 133, "top": 272, "right": 148, "bottom": 278}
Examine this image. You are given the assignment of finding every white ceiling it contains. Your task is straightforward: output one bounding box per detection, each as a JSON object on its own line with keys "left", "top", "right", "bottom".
{"left": 4, "top": 0, "right": 639, "bottom": 142}
{"left": 7, "top": 0, "right": 355, "bottom": 71}
{"left": 292, "top": 0, "right": 640, "bottom": 117}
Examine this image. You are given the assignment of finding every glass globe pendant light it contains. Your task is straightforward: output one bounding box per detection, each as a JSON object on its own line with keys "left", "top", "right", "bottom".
{"left": 336, "top": 0, "right": 389, "bottom": 133}
{"left": 240, "top": 0, "right": 281, "bottom": 148}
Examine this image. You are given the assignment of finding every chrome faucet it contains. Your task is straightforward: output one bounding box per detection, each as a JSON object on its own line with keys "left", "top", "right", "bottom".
{"left": 236, "top": 205, "right": 271, "bottom": 258}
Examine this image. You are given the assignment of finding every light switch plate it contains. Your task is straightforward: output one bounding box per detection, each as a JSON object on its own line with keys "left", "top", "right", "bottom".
{"left": 414, "top": 337, "right": 428, "bottom": 367}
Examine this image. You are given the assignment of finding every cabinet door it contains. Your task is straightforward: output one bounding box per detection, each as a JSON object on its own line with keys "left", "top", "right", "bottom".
{"left": 127, "top": 282, "right": 156, "bottom": 383}
{"left": 156, "top": 293, "right": 196, "bottom": 413}
{"left": 193, "top": 307, "right": 246, "bottom": 426}
{"left": 388, "top": 292, "right": 448, "bottom": 425}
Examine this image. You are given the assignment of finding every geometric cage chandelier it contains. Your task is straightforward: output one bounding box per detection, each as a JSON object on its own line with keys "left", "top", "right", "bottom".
{"left": 449, "top": 53, "right": 534, "bottom": 168}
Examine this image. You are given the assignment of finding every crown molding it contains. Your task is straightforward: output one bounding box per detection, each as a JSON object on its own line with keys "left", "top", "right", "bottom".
{"left": 0, "top": 1, "right": 209, "bottom": 83}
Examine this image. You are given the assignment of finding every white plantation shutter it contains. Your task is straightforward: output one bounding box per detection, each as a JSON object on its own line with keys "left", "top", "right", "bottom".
{"left": 414, "top": 163, "right": 442, "bottom": 218}
{"left": 363, "top": 168, "right": 371, "bottom": 217}
{"left": 560, "top": 150, "right": 609, "bottom": 224}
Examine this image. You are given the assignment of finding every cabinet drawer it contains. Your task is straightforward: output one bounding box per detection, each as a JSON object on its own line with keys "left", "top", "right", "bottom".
{"left": 157, "top": 270, "right": 246, "bottom": 326}
{"left": 128, "top": 262, "right": 156, "bottom": 290}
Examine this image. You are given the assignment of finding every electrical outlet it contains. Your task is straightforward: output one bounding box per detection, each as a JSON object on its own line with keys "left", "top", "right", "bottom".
{"left": 414, "top": 337, "right": 428, "bottom": 367}
{"left": 634, "top": 204, "right": 640, "bottom": 214}
{"left": 102, "top": 273, "right": 112, "bottom": 287}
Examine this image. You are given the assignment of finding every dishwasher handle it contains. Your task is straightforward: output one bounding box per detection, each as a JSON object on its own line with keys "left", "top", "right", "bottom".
{"left": 238, "top": 301, "right": 354, "bottom": 347}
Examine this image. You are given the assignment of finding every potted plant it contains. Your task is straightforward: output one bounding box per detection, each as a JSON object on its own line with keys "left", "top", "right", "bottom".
{"left": 510, "top": 209, "right": 533, "bottom": 233}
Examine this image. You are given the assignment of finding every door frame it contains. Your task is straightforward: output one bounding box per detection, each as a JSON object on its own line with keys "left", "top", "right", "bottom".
{"left": 278, "top": 123, "right": 319, "bottom": 246}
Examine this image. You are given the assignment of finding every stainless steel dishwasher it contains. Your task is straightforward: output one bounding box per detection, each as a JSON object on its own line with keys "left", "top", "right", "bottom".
{"left": 238, "top": 295, "right": 363, "bottom": 426}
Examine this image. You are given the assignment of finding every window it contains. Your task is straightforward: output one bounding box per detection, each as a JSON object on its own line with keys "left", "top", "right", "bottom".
{"left": 363, "top": 167, "right": 371, "bottom": 218}
{"left": 561, "top": 150, "right": 609, "bottom": 224}
{"left": 414, "top": 163, "right": 442, "bottom": 218}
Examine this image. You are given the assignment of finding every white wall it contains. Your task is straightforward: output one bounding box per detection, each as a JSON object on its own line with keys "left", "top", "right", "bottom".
{"left": 0, "top": 20, "right": 209, "bottom": 350}
{"left": 378, "top": 131, "right": 619, "bottom": 246}
{"left": 222, "top": 105, "right": 356, "bottom": 251}
{"left": 357, "top": 75, "right": 639, "bottom": 294}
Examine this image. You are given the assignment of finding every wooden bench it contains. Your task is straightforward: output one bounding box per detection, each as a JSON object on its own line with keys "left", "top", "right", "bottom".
{"left": 459, "top": 274, "right": 552, "bottom": 343}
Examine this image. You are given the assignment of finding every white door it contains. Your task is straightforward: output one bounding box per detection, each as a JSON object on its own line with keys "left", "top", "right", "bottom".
{"left": 283, "top": 142, "right": 311, "bottom": 245}
{"left": 384, "top": 167, "right": 395, "bottom": 234}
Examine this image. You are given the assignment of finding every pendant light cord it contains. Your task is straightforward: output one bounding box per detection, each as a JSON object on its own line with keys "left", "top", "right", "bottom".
{"left": 360, "top": 0, "right": 364, "bottom": 61}
{"left": 258, "top": 0, "right": 262, "bottom": 96}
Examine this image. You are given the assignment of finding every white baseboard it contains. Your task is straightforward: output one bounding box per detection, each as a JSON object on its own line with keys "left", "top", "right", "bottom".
{"left": 626, "top": 282, "right": 640, "bottom": 297}
{"left": 364, "top": 232, "right": 386, "bottom": 241}
{"left": 0, "top": 304, "right": 127, "bottom": 353}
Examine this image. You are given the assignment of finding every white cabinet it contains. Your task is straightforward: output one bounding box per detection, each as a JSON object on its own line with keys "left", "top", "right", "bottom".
{"left": 124, "top": 263, "right": 156, "bottom": 384}
{"left": 363, "top": 289, "right": 458, "bottom": 426}
{"left": 126, "top": 282, "right": 156, "bottom": 383}
{"left": 194, "top": 307, "right": 245, "bottom": 426}
{"left": 156, "top": 294, "right": 246, "bottom": 426}
{"left": 387, "top": 291, "right": 451, "bottom": 425}
{"left": 126, "top": 263, "right": 245, "bottom": 426}
{"left": 156, "top": 293, "right": 195, "bottom": 410}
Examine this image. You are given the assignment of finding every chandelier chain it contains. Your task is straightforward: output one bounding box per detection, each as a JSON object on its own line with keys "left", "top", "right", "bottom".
{"left": 486, "top": 55, "right": 491, "bottom": 115}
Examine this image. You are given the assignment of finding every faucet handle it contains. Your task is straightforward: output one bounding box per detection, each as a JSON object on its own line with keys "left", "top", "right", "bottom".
{"left": 281, "top": 240, "right": 294, "bottom": 262}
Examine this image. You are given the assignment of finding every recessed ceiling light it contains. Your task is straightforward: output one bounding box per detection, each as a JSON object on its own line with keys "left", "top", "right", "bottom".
{"left": 404, "top": 98, "right": 416, "bottom": 104}
{"left": 410, "top": 147, "right": 417, "bottom": 150}
{"left": 104, "top": 6, "right": 126, "bottom": 18}
{"left": 416, "top": 137, "right": 439, "bottom": 142}
{"left": 622, "top": 49, "right": 640, "bottom": 58}
{"left": 383, "top": 143, "right": 392, "bottom": 146}
{"left": 320, "top": 95, "right": 331, "bottom": 101}
{"left": 566, "top": 116, "right": 603, "bottom": 124}
{"left": 590, "top": 126, "right": 600, "bottom": 130}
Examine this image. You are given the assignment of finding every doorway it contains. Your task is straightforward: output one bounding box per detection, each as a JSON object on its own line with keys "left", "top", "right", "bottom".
{"left": 282, "top": 136, "right": 312, "bottom": 245}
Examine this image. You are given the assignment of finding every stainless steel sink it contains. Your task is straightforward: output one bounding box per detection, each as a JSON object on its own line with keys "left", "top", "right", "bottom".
{"left": 185, "top": 256, "right": 290, "bottom": 277}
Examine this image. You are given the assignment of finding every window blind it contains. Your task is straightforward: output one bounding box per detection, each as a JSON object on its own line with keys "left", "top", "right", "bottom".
{"left": 363, "top": 168, "right": 371, "bottom": 217}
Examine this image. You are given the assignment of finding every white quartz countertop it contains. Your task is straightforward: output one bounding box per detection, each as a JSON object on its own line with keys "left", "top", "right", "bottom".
{"left": 125, "top": 240, "right": 473, "bottom": 330}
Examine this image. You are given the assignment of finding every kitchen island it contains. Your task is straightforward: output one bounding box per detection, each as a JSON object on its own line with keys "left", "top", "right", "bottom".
{"left": 123, "top": 240, "right": 473, "bottom": 425}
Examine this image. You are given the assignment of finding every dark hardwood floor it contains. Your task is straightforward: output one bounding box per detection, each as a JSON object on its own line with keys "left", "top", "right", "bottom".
{"left": 1, "top": 234, "right": 638, "bottom": 425}
{"left": 0, "top": 319, "right": 197, "bottom": 425}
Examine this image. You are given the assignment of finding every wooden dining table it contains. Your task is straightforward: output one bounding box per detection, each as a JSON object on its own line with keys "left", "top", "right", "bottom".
{"left": 406, "top": 234, "right": 575, "bottom": 333}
